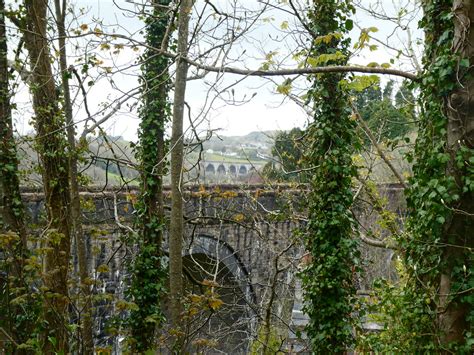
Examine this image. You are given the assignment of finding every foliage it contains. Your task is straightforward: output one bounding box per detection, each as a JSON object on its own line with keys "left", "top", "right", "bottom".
{"left": 262, "top": 128, "right": 309, "bottom": 182}
{"left": 2, "top": 0, "right": 473, "bottom": 352}
{"left": 250, "top": 325, "right": 284, "bottom": 355}
{"left": 0, "top": 233, "right": 43, "bottom": 351}
{"left": 406, "top": 0, "right": 474, "bottom": 349}
{"left": 0, "top": 3, "right": 41, "bottom": 350}
{"left": 20, "top": 0, "right": 74, "bottom": 349}
{"left": 357, "top": 261, "right": 437, "bottom": 352}
{"left": 403, "top": 0, "right": 471, "bottom": 350}
{"left": 125, "top": 1, "right": 172, "bottom": 351}
{"left": 355, "top": 80, "right": 415, "bottom": 143}
{"left": 300, "top": 0, "right": 360, "bottom": 352}
{"left": 365, "top": 0, "right": 474, "bottom": 351}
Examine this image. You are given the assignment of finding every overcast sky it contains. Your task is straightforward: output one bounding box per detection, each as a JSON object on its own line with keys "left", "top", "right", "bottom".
{"left": 8, "top": 0, "right": 422, "bottom": 141}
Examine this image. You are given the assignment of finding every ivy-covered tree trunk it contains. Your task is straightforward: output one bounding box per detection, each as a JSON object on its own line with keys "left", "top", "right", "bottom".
{"left": 0, "top": 0, "right": 30, "bottom": 349}
{"left": 301, "top": 0, "right": 359, "bottom": 353}
{"left": 21, "top": 0, "right": 72, "bottom": 351}
{"left": 440, "top": 0, "right": 474, "bottom": 345}
{"left": 169, "top": 0, "right": 192, "bottom": 346}
{"left": 407, "top": 0, "right": 473, "bottom": 350}
{"left": 0, "top": 0, "right": 26, "bottom": 247}
{"left": 127, "top": 0, "right": 171, "bottom": 351}
{"left": 53, "top": 0, "right": 94, "bottom": 352}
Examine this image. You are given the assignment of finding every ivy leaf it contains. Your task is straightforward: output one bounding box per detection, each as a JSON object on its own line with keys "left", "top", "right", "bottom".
{"left": 345, "top": 19, "right": 353, "bottom": 31}
{"left": 460, "top": 58, "right": 470, "bottom": 68}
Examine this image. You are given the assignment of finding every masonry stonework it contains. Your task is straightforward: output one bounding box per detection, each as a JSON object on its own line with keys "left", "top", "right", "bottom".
{"left": 20, "top": 184, "right": 404, "bottom": 352}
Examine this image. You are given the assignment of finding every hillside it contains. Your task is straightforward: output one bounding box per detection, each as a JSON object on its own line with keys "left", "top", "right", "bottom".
{"left": 16, "top": 131, "right": 277, "bottom": 187}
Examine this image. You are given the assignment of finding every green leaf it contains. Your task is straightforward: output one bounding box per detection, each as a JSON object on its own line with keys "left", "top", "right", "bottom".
{"left": 276, "top": 82, "right": 292, "bottom": 95}
{"left": 345, "top": 19, "right": 353, "bottom": 31}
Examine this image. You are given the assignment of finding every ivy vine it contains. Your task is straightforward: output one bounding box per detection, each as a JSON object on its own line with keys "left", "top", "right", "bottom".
{"left": 300, "top": 0, "right": 360, "bottom": 352}
{"left": 402, "top": 0, "right": 474, "bottom": 351}
{"left": 125, "top": 1, "right": 173, "bottom": 351}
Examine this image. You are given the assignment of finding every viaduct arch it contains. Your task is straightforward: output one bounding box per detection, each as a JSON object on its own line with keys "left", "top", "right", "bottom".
{"left": 184, "top": 234, "right": 256, "bottom": 305}
{"left": 202, "top": 161, "right": 262, "bottom": 176}
{"left": 180, "top": 234, "right": 257, "bottom": 352}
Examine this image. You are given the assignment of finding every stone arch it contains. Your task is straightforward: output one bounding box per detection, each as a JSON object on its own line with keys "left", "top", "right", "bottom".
{"left": 184, "top": 234, "right": 256, "bottom": 304}
{"left": 239, "top": 165, "right": 248, "bottom": 175}
{"left": 205, "top": 163, "right": 215, "bottom": 174}
{"left": 183, "top": 235, "right": 256, "bottom": 352}
{"left": 229, "top": 165, "right": 237, "bottom": 175}
{"left": 217, "top": 164, "right": 226, "bottom": 174}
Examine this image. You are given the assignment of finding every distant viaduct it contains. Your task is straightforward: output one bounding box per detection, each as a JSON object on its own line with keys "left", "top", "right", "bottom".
{"left": 200, "top": 160, "right": 265, "bottom": 176}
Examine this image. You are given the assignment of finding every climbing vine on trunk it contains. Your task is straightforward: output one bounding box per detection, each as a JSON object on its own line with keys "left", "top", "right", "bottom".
{"left": 301, "top": 0, "right": 360, "bottom": 352}
{"left": 403, "top": 0, "right": 474, "bottom": 351}
{"left": 0, "top": 1, "right": 39, "bottom": 350}
{"left": 126, "top": 0, "right": 172, "bottom": 351}
{"left": 21, "top": 0, "right": 72, "bottom": 351}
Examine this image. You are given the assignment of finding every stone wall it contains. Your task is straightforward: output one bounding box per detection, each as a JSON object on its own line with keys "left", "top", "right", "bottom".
{"left": 19, "top": 183, "right": 406, "bottom": 352}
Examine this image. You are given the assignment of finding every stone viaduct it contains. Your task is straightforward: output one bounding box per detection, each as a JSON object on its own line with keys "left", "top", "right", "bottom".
{"left": 200, "top": 160, "right": 265, "bottom": 176}
{"left": 20, "top": 183, "right": 405, "bottom": 353}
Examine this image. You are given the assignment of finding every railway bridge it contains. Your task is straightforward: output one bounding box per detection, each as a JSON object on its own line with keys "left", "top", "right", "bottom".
{"left": 20, "top": 184, "right": 404, "bottom": 353}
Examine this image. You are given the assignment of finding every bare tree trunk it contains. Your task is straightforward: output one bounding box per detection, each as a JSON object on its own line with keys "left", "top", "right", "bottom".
{"left": 53, "top": 0, "right": 94, "bottom": 352}
{"left": 169, "top": 0, "right": 193, "bottom": 342}
{"left": 438, "top": 0, "right": 474, "bottom": 345}
{"left": 22, "top": 0, "right": 72, "bottom": 352}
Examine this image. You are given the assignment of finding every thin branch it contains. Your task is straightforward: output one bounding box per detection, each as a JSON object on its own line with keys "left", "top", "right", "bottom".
{"left": 359, "top": 232, "right": 395, "bottom": 249}
{"left": 351, "top": 101, "right": 408, "bottom": 188}
{"left": 58, "top": 30, "right": 420, "bottom": 81}
{"left": 0, "top": 327, "right": 19, "bottom": 347}
{"left": 7, "top": 59, "right": 32, "bottom": 84}
{"left": 113, "top": 193, "right": 135, "bottom": 234}
{"left": 288, "top": 0, "right": 317, "bottom": 39}
{"left": 183, "top": 57, "right": 419, "bottom": 81}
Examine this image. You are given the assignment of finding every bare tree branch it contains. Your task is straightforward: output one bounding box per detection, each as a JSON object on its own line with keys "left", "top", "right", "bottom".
{"left": 359, "top": 232, "right": 395, "bottom": 249}
{"left": 351, "top": 101, "right": 408, "bottom": 189}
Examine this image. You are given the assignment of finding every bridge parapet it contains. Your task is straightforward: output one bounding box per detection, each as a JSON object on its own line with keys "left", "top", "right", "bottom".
{"left": 21, "top": 184, "right": 305, "bottom": 225}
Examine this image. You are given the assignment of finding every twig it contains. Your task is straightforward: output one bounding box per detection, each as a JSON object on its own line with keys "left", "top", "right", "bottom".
{"left": 351, "top": 102, "right": 408, "bottom": 188}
